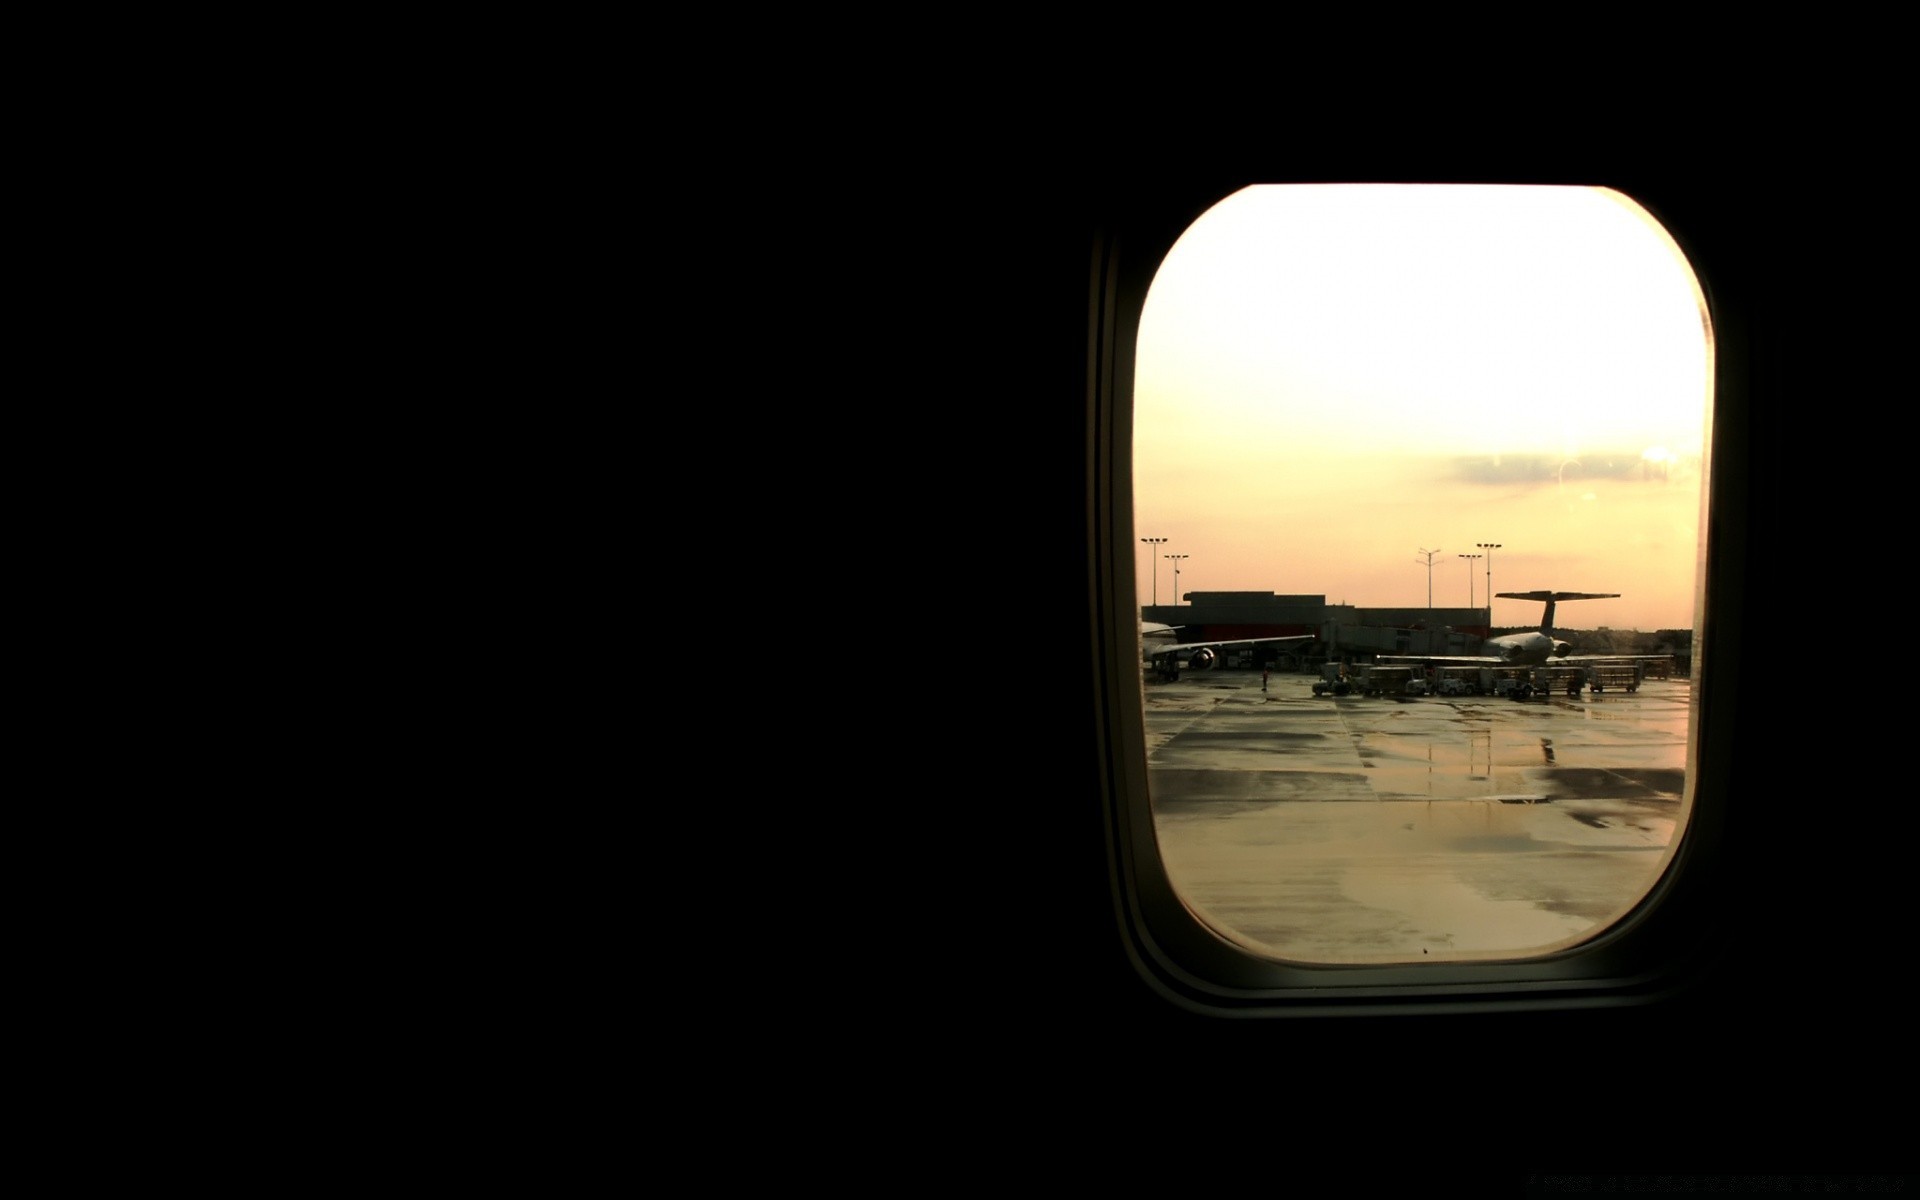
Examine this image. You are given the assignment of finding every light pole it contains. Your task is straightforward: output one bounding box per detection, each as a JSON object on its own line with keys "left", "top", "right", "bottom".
{"left": 1477, "top": 542, "right": 1501, "bottom": 629}
{"left": 1415, "top": 548, "right": 1443, "bottom": 616}
{"left": 1140, "top": 536, "right": 1167, "bottom": 607}
{"left": 1165, "top": 554, "right": 1188, "bottom": 606}
{"left": 1459, "top": 553, "right": 1481, "bottom": 609}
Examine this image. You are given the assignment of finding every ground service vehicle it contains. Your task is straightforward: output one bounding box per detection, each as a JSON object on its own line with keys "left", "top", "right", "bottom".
{"left": 1590, "top": 664, "right": 1643, "bottom": 693}
{"left": 1359, "top": 664, "right": 1416, "bottom": 696}
{"left": 1479, "top": 665, "right": 1535, "bottom": 697}
{"left": 1543, "top": 665, "right": 1586, "bottom": 695}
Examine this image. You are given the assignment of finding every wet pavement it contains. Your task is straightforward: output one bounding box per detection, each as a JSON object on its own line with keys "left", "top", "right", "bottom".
{"left": 1146, "top": 668, "right": 1692, "bottom": 964}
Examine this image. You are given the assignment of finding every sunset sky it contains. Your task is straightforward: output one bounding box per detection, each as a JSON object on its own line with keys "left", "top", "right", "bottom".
{"left": 1133, "top": 184, "right": 1713, "bottom": 633}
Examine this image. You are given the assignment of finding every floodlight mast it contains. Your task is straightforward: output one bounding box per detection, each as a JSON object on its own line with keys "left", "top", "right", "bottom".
{"left": 1415, "top": 548, "right": 1442, "bottom": 616}
{"left": 1459, "top": 553, "right": 1482, "bottom": 608}
{"left": 1477, "top": 543, "right": 1501, "bottom": 629}
{"left": 1140, "top": 537, "right": 1168, "bottom": 606}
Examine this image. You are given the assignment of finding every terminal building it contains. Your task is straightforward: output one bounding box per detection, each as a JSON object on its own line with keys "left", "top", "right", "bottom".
{"left": 1147, "top": 590, "right": 1691, "bottom": 673}
{"left": 1144, "top": 591, "right": 1495, "bottom": 669}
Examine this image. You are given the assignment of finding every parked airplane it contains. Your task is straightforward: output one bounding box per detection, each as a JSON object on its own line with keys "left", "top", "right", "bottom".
{"left": 1142, "top": 621, "right": 1315, "bottom": 682}
{"left": 1375, "top": 590, "right": 1662, "bottom": 669}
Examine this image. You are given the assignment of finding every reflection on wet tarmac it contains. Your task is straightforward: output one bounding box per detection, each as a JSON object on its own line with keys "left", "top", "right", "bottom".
{"left": 1147, "top": 671, "right": 1692, "bottom": 964}
{"left": 1343, "top": 866, "right": 1593, "bottom": 953}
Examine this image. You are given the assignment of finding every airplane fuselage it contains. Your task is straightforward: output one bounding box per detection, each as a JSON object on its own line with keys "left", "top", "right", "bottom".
{"left": 1485, "top": 631, "right": 1574, "bottom": 667}
{"left": 1372, "top": 591, "right": 1640, "bottom": 675}
{"left": 1140, "top": 621, "right": 1314, "bottom": 681}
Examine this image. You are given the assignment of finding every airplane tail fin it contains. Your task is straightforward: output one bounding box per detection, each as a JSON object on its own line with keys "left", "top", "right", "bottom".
{"left": 1495, "top": 591, "right": 1620, "bottom": 634}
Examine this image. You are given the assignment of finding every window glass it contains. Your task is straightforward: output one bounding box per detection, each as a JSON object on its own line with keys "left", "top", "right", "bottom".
{"left": 1134, "top": 185, "right": 1710, "bottom": 964}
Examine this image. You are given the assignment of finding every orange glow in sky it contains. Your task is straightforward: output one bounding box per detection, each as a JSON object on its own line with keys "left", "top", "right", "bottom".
{"left": 1134, "top": 185, "right": 1712, "bottom": 632}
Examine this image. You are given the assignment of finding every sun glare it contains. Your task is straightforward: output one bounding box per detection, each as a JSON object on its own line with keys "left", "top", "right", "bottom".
{"left": 1135, "top": 184, "right": 1711, "bottom": 631}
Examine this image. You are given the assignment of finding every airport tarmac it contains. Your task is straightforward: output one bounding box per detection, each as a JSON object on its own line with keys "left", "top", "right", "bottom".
{"left": 1145, "top": 667, "right": 1693, "bottom": 964}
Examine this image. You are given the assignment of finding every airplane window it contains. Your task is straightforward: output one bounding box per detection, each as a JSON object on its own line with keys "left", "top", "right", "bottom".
{"left": 1131, "top": 184, "right": 1711, "bottom": 966}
